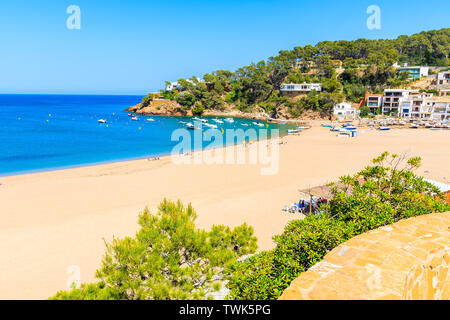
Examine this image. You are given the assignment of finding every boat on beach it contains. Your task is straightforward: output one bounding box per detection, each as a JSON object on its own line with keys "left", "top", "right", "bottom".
{"left": 145, "top": 118, "right": 155, "bottom": 122}
{"left": 378, "top": 127, "right": 390, "bottom": 131}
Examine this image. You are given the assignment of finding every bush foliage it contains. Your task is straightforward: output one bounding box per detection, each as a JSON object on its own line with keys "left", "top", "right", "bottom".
{"left": 51, "top": 200, "right": 257, "bottom": 300}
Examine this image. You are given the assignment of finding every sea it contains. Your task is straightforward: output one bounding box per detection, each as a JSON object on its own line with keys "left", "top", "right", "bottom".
{"left": 0, "top": 94, "right": 292, "bottom": 176}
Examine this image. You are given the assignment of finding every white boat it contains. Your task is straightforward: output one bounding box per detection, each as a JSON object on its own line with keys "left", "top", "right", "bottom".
{"left": 337, "top": 132, "right": 350, "bottom": 138}
{"left": 296, "top": 126, "right": 310, "bottom": 130}
{"left": 287, "top": 129, "right": 299, "bottom": 135}
{"left": 410, "top": 124, "right": 419, "bottom": 129}
{"left": 131, "top": 116, "right": 139, "bottom": 121}
{"left": 253, "top": 122, "right": 264, "bottom": 127}
{"left": 98, "top": 119, "right": 107, "bottom": 124}
{"left": 192, "top": 117, "right": 201, "bottom": 121}
{"left": 145, "top": 118, "right": 155, "bottom": 122}
{"left": 241, "top": 123, "right": 249, "bottom": 127}
{"left": 205, "top": 123, "right": 218, "bottom": 129}
{"left": 213, "top": 119, "right": 224, "bottom": 124}
{"left": 225, "top": 118, "right": 234, "bottom": 123}
{"left": 186, "top": 123, "right": 199, "bottom": 130}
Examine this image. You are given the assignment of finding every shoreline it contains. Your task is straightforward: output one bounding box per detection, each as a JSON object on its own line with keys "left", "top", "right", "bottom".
{"left": 0, "top": 126, "right": 292, "bottom": 178}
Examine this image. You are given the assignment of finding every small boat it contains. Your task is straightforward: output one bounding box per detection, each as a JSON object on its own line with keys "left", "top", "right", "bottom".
{"left": 321, "top": 124, "right": 332, "bottom": 128}
{"left": 127, "top": 113, "right": 134, "bottom": 117}
{"left": 410, "top": 124, "right": 419, "bottom": 129}
{"left": 287, "top": 129, "right": 299, "bottom": 135}
{"left": 145, "top": 118, "right": 155, "bottom": 122}
{"left": 178, "top": 121, "right": 186, "bottom": 124}
{"left": 344, "top": 126, "right": 357, "bottom": 130}
{"left": 253, "top": 122, "right": 264, "bottom": 127}
{"left": 186, "top": 123, "right": 199, "bottom": 130}
{"left": 192, "top": 117, "right": 201, "bottom": 121}
{"left": 241, "top": 123, "right": 249, "bottom": 127}
{"left": 337, "top": 132, "right": 350, "bottom": 137}
{"left": 131, "top": 116, "right": 139, "bottom": 121}
{"left": 330, "top": 127, "right": 341, "bottom": 132}
{"left": 225, "top": 118, "right": 234, "bottom": 123}
{"left": 378, "top": 127, "right": 390, "bottom": 131}
{"left": 296, "top": 126, "right": 310, "bottom": 130}
{"left": 213, "top": 119, "right": 224, "bottom": 124}
{"left": 98, "top": 119, "right": 107, "bottom": 124}
{"left": 205, "top": 123, "right": 218, "bottom": 129}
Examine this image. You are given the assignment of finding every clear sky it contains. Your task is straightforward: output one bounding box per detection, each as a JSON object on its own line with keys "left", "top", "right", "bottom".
{"left": 0, "top": 0, "right": 448, "bottom": 95}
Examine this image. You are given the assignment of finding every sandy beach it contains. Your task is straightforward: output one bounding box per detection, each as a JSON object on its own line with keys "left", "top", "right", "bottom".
{"left": 0, "top": 124, "right": 449, "bottom": 299}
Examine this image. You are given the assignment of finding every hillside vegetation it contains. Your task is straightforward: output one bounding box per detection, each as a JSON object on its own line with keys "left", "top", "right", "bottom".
{"left": 139, "top": 28, "right": 449, "bottom": 119}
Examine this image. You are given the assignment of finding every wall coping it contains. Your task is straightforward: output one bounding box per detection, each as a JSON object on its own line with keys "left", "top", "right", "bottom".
{"left": 279, "top": 212, "right": 450, "bottom": 300}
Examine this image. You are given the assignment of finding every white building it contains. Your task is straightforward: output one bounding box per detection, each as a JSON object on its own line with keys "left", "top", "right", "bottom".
{"left": 280, "top": 83, "right": 322, "bottom": 93}
{"left": 399, "top": 92, "right": 433, "bottom": 119}
{"left": 398, "top": 66, "right": 429, "bottom": 80}
{"left": 399, "top": 94, "right": 450, "bottom": 120}
{"left": 333, "top": 102, "right": 359, "bottom": 120}
{"left": 165, "top": 77, "right": 203, "bottom": 91}
{"left": 382, "top": 89, "right": 419, "bottom": 115}
{"left": 436, "top": 71, "right": 450, "bottom": 86}
{"left": 429, "top": 98, "right": 450, "bottom": 121}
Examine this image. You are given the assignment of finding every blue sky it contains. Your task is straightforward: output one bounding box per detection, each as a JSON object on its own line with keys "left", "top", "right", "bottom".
{"left": 0, "top": 0, "right": 448, "bottom": 95}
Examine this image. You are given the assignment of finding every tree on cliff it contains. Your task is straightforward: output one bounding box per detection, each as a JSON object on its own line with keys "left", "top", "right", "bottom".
{"left": 51, "top": 200, "right": 257, "bottom": 300}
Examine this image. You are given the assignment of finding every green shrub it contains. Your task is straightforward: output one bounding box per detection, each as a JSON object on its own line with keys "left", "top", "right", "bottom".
{"left": 51, "top": 200, "right": 257, "bottom": 300}
{"left": 175, "top": 91, "right": 196, "bottom": 107}
{"left": 192, "top": 103, "right": 205, "bottom": 115}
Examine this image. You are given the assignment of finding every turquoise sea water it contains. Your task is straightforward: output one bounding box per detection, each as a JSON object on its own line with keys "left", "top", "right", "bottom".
{"left": 0, "top": 95, "right": 291, "bottom": 176}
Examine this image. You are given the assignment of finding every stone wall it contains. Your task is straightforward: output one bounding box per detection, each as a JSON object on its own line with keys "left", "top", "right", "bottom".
{"left": 279, "top": 212, "right": 449, "bottom": 300}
